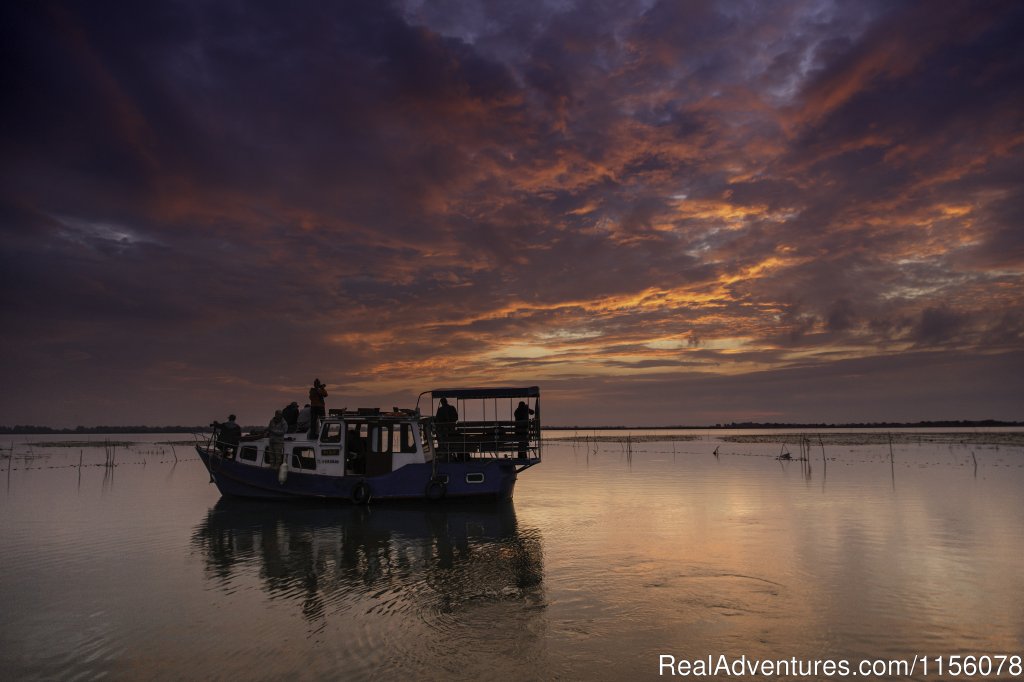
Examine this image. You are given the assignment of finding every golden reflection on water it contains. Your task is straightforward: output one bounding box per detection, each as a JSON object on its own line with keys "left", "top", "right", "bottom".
{"left": 0, "top": 432, "right": 1022, "bottom": 680}
{"left": 517, "top": 435, "right": 1024, "bottom": 677}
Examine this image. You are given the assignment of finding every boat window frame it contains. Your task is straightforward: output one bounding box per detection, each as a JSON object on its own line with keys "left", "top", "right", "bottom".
{"left": 291, "top": 446, "right": 317, "bottom": 470}
{"left": 371, "top": 423, "right": 393, "bottom": 455}
{"left": 346, "top": 421, "right": 369, "bottom": 458}
{"left": 320, "top": 421, "right": 342, "bottom": 444}
{"left": 398, "top": 422, "right": 417, "bottom": 453}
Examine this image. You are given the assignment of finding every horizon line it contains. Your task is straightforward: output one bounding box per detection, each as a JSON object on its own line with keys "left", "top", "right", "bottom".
{"left": 2, "top": 418, "right": 1023, "bottom": 435}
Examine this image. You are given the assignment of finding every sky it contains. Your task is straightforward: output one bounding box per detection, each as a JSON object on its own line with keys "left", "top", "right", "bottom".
{"left": 1, "top": 0, "right": 1022, "bottom": 428}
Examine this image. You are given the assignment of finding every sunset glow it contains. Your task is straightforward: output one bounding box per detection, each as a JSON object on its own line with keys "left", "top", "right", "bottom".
{"left": 1, "top": 1, "right": 1021, "bottom": 427}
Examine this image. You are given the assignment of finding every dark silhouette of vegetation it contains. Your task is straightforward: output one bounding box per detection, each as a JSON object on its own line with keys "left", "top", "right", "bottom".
{"left": 548, "top": 419, "right": 1023, "bottom": 430}
{"left": 1, "top": 419, "right": 1020, "bottom": 435}
{"left": 0, "top": 425, "right": 242, "bottom": 435}
{"left": 710, "top": 419, "right": 1023, "bottom": 429}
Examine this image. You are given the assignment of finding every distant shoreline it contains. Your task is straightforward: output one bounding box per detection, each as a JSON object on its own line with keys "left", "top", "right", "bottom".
{"left": 545, "top": 419, "right": 1024, "bottom": 430}
{"left": 1, "top": 419, "right": 1021, "bottom": 435}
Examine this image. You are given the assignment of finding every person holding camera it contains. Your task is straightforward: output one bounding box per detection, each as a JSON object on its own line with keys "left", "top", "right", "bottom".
{"left": 211, "top": 414, "right": 242, "bottom": 457}
{"left": 308, "top": 378, "right": 328, "bottom": 439}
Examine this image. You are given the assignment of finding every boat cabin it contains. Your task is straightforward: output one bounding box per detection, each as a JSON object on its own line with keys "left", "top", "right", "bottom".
{"left": 218, "top": 387, "right": 541, "bottom": 478}
{"left": 320, "top": 408, "right": 432, "bottom": 477}
{"left": 227, "top": 409, "right": 431, "bottom": 477}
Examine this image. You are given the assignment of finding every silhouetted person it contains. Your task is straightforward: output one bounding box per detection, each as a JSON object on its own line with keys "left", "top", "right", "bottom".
{"left": 214, "top": 414, "right": 242, "bottom": 456}
{"left": 435, "top": 397, "right": 458, "bottom": 455}
{"left": 267, "top": 410, "right": 288, "bottom": 468}
{"left": 309, "top": 379, "right": 328, "bottom": 439}
{"left": 436, "top": 397, "right": 458, "bottom": 426}
{"left": 282, "top": 402, "right": 299, "bottom": 432}
{"left": 514, "top": 400, "right": 534, "bottom": 458}
{"left": 296, "top": 404, "right": 312, "bottom": 433}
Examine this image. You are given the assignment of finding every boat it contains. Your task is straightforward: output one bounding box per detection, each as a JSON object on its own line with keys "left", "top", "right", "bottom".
{"left": 196, "top": 387, "right": 541, "bottom": 503}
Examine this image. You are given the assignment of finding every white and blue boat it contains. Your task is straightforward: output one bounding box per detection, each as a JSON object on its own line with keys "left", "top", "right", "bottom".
{"left": 197, "top": 387, "right": 541, "bottom": 503}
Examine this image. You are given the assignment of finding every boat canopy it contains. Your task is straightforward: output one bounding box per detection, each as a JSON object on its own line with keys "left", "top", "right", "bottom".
{"left": 431, "top": 387, "right": 540, "bottom": 400}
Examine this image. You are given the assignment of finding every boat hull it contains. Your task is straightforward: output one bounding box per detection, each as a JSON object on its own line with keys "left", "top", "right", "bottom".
{"left": 197, "top": 446, "right": 518, "bottom": 503}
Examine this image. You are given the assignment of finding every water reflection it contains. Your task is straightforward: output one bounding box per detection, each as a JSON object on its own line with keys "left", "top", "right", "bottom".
{"left": 192, "top": 500, "right": 545, "bottom": 631}
{"left": 7, "top": 432, "right": 1022, "bottom": 680}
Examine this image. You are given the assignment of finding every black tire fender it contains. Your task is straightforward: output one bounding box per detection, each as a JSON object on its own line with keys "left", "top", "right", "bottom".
{"left": 425, "top": 478, "right": 447, "bottom": 501}
{"left": 351, "top": 480, "right": 371, "bottom": 505}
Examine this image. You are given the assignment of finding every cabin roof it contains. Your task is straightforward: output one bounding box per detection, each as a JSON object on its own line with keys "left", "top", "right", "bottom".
{"left": 431, "top": 386, "right": 540, "bottom": 400}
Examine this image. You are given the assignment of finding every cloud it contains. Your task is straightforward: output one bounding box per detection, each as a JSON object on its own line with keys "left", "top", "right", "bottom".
{"left": 0, "top": 0, "right": 1021, "bottom": 426}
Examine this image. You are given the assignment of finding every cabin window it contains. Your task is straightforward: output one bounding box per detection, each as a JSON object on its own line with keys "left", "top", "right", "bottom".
{"left": 346, "top": 423, "right": 368, "bottom": 457}
{"left": 321, "top": 422, "right": 342, "bottom": 444}
{"left": 239, "top": 446, "right": 257, "bottom": 462}
{"left": 466, "top": 473, "right": 485, "bottom": 484}
{"left": 291, "top": 447, "right": 317, "bottom": 470}
{"left": 372, "top": 424, "right": 392, "bottom": 454}
{"left": 399, "top": 423, "right": 417, "bottom": 453}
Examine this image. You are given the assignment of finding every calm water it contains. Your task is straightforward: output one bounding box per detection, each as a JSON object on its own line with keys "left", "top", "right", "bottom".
{"left": 1, "top": 431, "right": 1022, "bottom": 680}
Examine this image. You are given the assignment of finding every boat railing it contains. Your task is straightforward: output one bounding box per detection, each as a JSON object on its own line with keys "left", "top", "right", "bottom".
{"left": 433, "top": 419, "right": 541, "bottom": 462}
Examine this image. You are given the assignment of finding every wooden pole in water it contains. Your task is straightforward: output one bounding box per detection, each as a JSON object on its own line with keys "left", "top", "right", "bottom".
{"left": 888, "top": 433, "right": 895, "bottom": 488}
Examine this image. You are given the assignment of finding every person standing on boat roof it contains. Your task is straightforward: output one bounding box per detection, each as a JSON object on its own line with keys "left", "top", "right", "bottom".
{"left": 296, "top": 404, "right": 311, "bottom": 433}
{"left": 267, "top": 410, "right": 288, "bottom": 468}
{"left": 514, "top": 400, "right": 535, "bottom": 458}
{"left": 308, "top": 379, "right": 328, "bottom": 438}
{"left": 215, "top": 414, "right": 242, "bottom": 456}
{"left": 282, "top": 401, "right": 299, "bottom": 432}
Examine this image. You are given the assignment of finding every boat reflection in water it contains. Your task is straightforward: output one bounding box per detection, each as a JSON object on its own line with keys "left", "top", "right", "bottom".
{"left": 191, "top": 499, "right": 546, "bottom": 678}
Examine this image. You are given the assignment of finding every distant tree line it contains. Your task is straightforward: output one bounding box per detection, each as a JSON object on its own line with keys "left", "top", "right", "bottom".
{"left": 547, "top": 419, "right": 1024, "bottom": 430}
{"left": 1, "top": 419, "right": 1021, "bottom": 435}
{"left": 710, "top": 420, "right": 1024, "bottom": 429}
{"left": 0, "top": 425, "right": 222, "bottom": 435}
